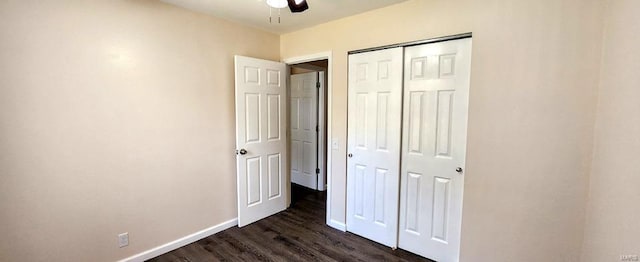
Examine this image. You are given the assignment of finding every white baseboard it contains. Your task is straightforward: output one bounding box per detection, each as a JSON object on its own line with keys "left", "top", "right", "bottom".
{"left": 327, "top": 219, "right": 346, "bottom": 232}
{"left": 118, "top": 218, "right": 238, "bottom": 262}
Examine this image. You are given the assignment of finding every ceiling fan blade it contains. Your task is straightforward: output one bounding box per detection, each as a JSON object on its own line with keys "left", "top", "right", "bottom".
{"left": 288, "top": 0, "right": 309, "bottom": 13}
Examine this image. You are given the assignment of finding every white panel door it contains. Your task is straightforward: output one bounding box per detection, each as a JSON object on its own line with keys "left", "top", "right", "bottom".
{"left": 290, "top": 72, "right": 318, "bottom": 190}
{"left": 234, "top": 55, "right": 287, "bottom": 227}
{"left": 346, "top": 47, "right": 403, "bottom": 247}
{"left": 398, "top": 38, "right": 472, "bottom": 262}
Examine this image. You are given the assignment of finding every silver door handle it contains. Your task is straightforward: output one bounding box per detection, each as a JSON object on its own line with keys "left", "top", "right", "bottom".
{"left": 347, "top": 153, "right": 353, "bottom": 158}
{"left": 456, "top": 167, "right": 463, "bottom": 173}
{"left": 237, "top": 149, "right": 247, "bottom": 155}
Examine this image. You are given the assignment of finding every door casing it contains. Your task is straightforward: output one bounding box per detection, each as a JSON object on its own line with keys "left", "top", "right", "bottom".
{"left": 283, "top": 52, "right": 341, "bottom": 230}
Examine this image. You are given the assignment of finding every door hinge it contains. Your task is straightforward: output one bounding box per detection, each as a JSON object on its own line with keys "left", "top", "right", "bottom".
{"left": 316, "top": 168, "right": 320, "bottom": 174}
{"left": 316, "top": 82, "right": 320, "bottom": 88}
{"left": 316, "top": 125, "right": 319, "bottom": 132}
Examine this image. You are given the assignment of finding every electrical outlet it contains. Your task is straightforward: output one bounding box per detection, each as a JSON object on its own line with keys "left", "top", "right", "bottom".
{"left": 118, "top": 232, "right": 129, "bottom": 248}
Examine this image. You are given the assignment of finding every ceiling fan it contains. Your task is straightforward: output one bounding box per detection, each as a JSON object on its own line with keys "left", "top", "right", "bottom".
{"left": 266, "top": 0, "right": 309, "bottom": 13}
{"left": 266, "top": 0, "right": 309, "bottom": 23}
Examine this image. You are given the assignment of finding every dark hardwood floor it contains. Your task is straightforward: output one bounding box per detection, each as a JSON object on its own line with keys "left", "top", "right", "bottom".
{"left": 148, "top": 184, "right": 433, "bottom": 262}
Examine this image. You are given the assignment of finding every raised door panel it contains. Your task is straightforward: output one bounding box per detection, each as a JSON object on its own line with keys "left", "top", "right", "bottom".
{"left": 374, "top": 168, "right": 388, "bottom": 225}
{"left": 301, "top": 98, "right": 312, "bottom": 131}
{"left": 302, "top": 141, "right": 314, "bottom": 175}
{"left": 404, "top": 172, "right": 422, "bottom": 235}
{"left": 435, "top": 91, "right": 454, "bottom": 158}
{"left": 408, "top": 92, "right": 425, "bottom": 155}
{"left": 267, "top": 95, "right": 281, "bottom": 141}
{"left": 266, "top": 69, "right": 281, "bottom": 86}
{"left": 246, "top": 157, "right": 262, "bottom": 206}
{"left": 244, "top": 66, "right": 260, "bottom": 85}
{"left": 245, "top": 94, "right": 261, "bottom": 144}
{"left": 291, "top": 98, "right": 300, "bottom": 130}
{"left": 354, "top": 164, "right": 367, "bottom": 218}
{"left": 267, "top": 154, "right": 282, "bottom": 199}
{"left": 291, "top": 140, "right": 302, "bottom": 171}
{"left": 431, "top": 176, "right": 451, "bottom": 243}
{"left": 376, "top": 93, "right": 390, "bottom": 151}
{"left": 355, "top": 93, "right": 368, "bottom": 149}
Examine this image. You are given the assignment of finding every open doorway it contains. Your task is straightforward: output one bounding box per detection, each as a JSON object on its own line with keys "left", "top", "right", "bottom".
{"left": 283, "top": 51, "right": 340, "bottom": 231}
{"left": 288, "top": 60, "right": 328, "bottom": 207}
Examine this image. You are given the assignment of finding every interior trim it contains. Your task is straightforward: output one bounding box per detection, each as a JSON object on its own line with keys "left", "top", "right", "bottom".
{"left": 118, "top": 218, "right": 238, "bottom": 262}
{"left": 328, "top": 219, "right": 347, "bottom": 232}
{"left": 282, "top": 51, "right": 335, "bottom": 230}
{"left": 347, "top": 32, "right": 472, "bottom": 55}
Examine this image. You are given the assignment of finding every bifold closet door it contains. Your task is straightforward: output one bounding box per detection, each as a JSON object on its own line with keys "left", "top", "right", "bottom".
{"left": 398, "top": 38, "right": 472, "bottom": 262}
{"left": 346, "top": 47, "right": 403, "bottom": 247}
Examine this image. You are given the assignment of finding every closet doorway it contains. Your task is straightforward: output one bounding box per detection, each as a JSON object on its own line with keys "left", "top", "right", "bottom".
{"left": 346, "top": 35, "right": 472, "bottom": 262}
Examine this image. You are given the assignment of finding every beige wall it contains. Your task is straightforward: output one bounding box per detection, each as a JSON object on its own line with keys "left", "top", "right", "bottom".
{"left": 2, "top": 0, "right": 635, "bottom": 261}
{"left": 0, "top": 1, "right": 279, "bottom": 261}
{"left": 281, "top": 0, "right": 605, "bottom": 261}
{"left": 582, "top": 0, "right": 640, "bottom": 261}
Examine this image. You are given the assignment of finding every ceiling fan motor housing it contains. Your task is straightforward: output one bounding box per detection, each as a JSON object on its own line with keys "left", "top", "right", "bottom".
{"left": 288, "top": 0, "right": 309, "bottom": 13}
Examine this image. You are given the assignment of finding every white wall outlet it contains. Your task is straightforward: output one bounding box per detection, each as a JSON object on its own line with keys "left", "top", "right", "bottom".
{"left": 331, "top": 138, "right": 339, "bottom": 150}
{"left": 118, "top": 232, "right": 129, "bottom": 248}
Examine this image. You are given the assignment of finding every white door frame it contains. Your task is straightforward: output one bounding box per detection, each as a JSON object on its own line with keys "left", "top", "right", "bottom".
{"left": 283, "top": 52, "right": 343, "bottom": 231}
{"left": 317, "top": 71, "right": 326, "bottom": 192}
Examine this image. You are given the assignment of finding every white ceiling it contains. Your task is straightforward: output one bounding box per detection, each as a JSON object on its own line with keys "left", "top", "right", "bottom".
{"left": 160, "top": 0, "right": 408, "bottom": 34}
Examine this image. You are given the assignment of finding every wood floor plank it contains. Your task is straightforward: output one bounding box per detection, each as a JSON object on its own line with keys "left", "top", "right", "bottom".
{"left": 147, "top": 185, "right": 433, "bottom": 262}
